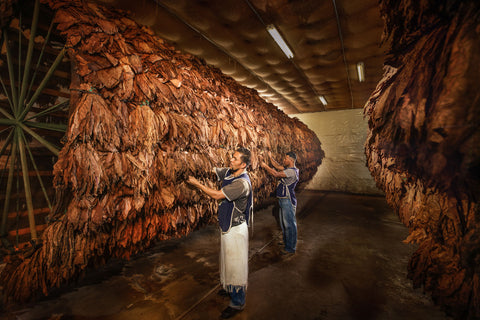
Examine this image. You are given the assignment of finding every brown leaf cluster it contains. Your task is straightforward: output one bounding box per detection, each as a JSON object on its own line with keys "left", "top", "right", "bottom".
{"left": 366, "top": 1, "right": 480, "bottom": 318}
{"left": 0, "top": 0, "right": 324, "bottom": 303}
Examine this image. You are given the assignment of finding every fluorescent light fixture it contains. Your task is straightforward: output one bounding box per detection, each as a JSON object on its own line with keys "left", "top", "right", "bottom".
{"left": 356, "top": 62, "right": 365, "bottom": 82}
{"left": 266, "top": 25, "right": 294, "bottom": 59}
{"left": 318, "top": 95, "right": 327, "bottom": 106}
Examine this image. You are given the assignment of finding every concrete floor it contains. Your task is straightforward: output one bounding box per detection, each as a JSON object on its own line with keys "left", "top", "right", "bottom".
{"left": 1, "top": 191, "right": 451, "bottom": 320}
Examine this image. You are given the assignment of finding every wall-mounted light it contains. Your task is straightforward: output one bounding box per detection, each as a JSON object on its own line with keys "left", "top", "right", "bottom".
{"left": 318, "top": 95, "right": 327, "bottom": 106}
{"left": 266, "top": 25, "right": 294, "bottom": 59}
{"left": 356, "top": 62, "right": 365, "bottom": 82}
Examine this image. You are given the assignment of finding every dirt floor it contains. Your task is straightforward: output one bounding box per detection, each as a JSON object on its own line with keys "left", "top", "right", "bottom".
{"left": 1, "top": 191, "right": 452, "bottom": 320}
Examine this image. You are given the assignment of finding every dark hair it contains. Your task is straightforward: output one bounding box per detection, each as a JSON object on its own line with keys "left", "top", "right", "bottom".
{"left": 236, "top": 147, "right": 251, "bottom": 167}
{"left": 286, "top": 151, "right": 297, "bottom": 162}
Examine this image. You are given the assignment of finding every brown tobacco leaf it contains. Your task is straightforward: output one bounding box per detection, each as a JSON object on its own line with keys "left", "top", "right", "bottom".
{"left": 365, "top": 1, "right": 480, "bottom": 318}
{"left": 134, "top": 73, "right": 157, "bottom": 100}
{"left": 54, "top": 9, "right": 78, "bottom": 31}
{"left": 117, "top": 64, "right": 135, "bottom": 99}
{"left": 74, "top": 54, "right": 92, "bottom": 77}
{"left": 170, "top": 78, "right": 182, "bottom": 88}
{"left": 127, "top": 54, "right": 143, "bottom": 73}
{"left": 126, "top": 105, "right": 162, "bottom": 148}
{"left": 96, "top": 19, "right": 118, "bottom": 34}
{"left": 103, "top": 52, "right": 119, "bottom": 66}
{"left": 68, "top": 33, "right": 82, "bottom": 47}
{"left": 96, "top": 65, "right": 122, "bottom": 88}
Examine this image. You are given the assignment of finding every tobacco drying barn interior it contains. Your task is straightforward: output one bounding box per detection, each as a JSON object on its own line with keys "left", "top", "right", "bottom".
{"left": 0, "top": 0, "right": 479, "bottom": 319}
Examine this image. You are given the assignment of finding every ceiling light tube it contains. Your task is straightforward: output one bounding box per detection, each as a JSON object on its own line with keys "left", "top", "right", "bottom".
{"left": 356, "top": 62, "right": 365, "bottom": 82}
{"left": 318, "top": 95, "right": 327, "bottom": 106}
{"left": 266, "top": 25, "right": 294, "bottom": 59}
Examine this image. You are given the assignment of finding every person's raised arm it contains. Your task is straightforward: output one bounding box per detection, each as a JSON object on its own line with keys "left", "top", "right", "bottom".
{"left": 260, "top": 162, "right": 287, "bottom": 178}
{"left": 270, "top": 158, "right": 285, "bottom": 171}
{"left": 187, "top": 176, "right": 225, "bottom": 200}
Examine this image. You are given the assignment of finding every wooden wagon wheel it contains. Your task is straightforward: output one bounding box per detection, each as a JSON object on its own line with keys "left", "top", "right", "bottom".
{"left": 0, "top": 0, "right": 68, "bottom": 251}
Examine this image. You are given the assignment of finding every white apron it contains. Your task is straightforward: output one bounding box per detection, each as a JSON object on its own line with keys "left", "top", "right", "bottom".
{"left": 220, "top": 222, "right": 248, "bottom": 291}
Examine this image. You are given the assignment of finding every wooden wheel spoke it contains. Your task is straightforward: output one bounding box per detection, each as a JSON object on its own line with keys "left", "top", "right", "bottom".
{"left": 21, "top": 124, "right": 60, "bottom": 156}
{"left": 21, "top": 130, "right": 52, "bottom": 210}
{"left": 21, "top": 47, "right": 66, "bottom": 120}
{"left": 0, "top": 75, "right": 15, "bottom": 113}
{"left": 0, "top": 105, "right": 15, "bottom": 120}
{"left": 0, "top": 126, "right": 12, "bottom": 136}
{"left": 0, "top": 128, "right": 14, "bottom": 159}
{"left": 17, "top": 130, "right": 38, "bottom": 240}
{"left": 3, "top": 30, "right": 18, "bottom": 114}
{"left": 1, "top": 130, "right": 18, "bottom": 236}
{"left": 18, "top": 0, "right": 40, "bottom": 110}
{"left": 24, "top": 121, "right": 67, "bottom": 132}
{"left": 26, "top": 16, "right": 55, "bottom": 103}
{"left": 0, "top": 0, "right": 67, "bottom": 246}
{"left": 25, "top": 99, "right": 69, "bottom": 121}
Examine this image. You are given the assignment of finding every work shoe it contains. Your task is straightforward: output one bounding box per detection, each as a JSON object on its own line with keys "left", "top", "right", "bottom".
{"left": 221, "top": 306, "right": 243, "bottom": 319}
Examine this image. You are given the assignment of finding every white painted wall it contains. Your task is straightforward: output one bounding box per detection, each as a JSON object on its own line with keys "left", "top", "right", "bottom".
{"left": 293, "top": 109, "right": 383, "bottom": 195}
